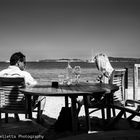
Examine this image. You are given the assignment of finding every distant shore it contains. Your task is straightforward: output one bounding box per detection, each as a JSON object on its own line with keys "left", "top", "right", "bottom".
{"left": 33, "top": 56, "right": 140, "bottom": 63}
{"left": 1, "top": 56, "right": 140, "bottom": 64}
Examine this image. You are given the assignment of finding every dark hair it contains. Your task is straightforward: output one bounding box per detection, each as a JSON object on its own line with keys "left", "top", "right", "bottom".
{"left": 10, "top": 52, "right": 26, "bottom": 65}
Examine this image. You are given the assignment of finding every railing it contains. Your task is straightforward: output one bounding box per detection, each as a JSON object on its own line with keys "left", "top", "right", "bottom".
{"left": 124, "top": 67, "right": 128, "bottom": 101}
{"left": 133, "top": 64, "right": 140, "bottom": 101}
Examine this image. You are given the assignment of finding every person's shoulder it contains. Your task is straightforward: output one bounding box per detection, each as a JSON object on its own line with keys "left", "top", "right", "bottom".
{"left": 0, "top": 68, "right": 9, "bottom": 75}
{"left": 21, "top": 70, "right": 32, "bottom": 77}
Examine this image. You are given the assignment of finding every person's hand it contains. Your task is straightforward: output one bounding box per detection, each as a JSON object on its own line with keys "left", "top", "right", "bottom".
{"left": 96, "top": 74, "right": 103, "bottom": 83}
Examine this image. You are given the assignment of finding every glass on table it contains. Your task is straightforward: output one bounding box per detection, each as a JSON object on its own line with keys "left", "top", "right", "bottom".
{"left": 58, "top": 74, "right": 65, "bottom": 85}
{"left": 73, "top": 66, "right": 81, "bottom": 84}
{"left": 96, "top": 74, "right": 103, "bottom": 83}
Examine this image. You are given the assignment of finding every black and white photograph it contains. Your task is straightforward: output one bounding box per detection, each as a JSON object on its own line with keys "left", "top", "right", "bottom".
{"left": 0, "top": 0, "right": 140, "bottom": 139}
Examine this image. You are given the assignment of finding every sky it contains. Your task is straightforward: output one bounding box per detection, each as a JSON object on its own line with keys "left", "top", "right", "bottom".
{"left": 0, "top": 0, "right": 140, "bottom": 61}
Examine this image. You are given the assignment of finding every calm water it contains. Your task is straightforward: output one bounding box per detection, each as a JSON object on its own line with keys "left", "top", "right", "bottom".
{"left": 0, "top": 61, "right": 139, "bottom": 87}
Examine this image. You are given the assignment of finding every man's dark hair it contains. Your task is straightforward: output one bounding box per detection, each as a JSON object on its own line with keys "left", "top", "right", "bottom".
{"left": 10, "top": 52, "right": 26, "bottom": 65}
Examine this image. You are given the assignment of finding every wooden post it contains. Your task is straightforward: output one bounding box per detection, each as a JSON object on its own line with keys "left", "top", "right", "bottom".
{"left": 124, "top": 67, "right": 128, "bottom": 101}
{"left": 133, "top": 64, "right": 140, "bottom": 101}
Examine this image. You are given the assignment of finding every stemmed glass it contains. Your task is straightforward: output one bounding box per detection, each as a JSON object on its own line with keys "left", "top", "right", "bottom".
{"left": 73, "top": 66, "right": 81, "bottom": 83}
{"left": 58, "top": 74, "right": 65, "bottom": 85}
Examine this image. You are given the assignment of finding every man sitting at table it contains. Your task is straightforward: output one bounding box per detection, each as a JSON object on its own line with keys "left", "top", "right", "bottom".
{"left": 0, "top": 52, "right": 46, "bottom": 116}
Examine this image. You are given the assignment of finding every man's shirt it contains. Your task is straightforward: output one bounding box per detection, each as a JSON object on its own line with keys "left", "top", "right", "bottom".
{"left": 0, "top": 66, "right": 37, "bottom": 86}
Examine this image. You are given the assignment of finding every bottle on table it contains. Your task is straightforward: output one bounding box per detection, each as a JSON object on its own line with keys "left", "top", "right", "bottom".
{"left": 73, "top": 66, "right": 81, "bottom": 83}
{"left": 66, "top": 61, "right": 73, "bottom": 85}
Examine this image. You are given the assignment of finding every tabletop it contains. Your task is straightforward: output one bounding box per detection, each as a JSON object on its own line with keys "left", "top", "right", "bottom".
{"left": 19, "top": 82, "right": 119, "bottom": 97}
{"left": 19, "top": 82, "right": 119, "bottom": 133}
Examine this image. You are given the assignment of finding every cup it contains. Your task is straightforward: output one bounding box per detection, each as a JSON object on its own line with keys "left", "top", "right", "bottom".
{"left": 58, "top": 74, "right": 65, "bottom": 85}
{"left": 52, "top": 81, "right": 59, "bottom": 88}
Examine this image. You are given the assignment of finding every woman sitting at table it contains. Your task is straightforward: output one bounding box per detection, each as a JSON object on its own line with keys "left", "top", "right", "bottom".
{"left": 77, "top": 53, "right": 114, "bottom": 114}
{"left": 94, "top": 53, "right": 114, "bottom": 83}
{"left": 88, "top": 53, "right": 114, "bottom": 102}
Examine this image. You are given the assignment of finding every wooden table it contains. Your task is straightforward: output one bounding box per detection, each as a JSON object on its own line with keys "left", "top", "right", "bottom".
{"left": 20, "top": 82, "right": 119, "bottom": 134}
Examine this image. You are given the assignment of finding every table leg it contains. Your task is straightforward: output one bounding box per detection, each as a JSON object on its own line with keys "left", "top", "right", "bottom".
{"left": 25, "top": 95, "right": 32, "bottom": 119}
{"left": 83, "top": 95, "right": 91, "bottom": 132}
{"left": 65, "top": 96, "right": 69, "bottom": 107}
{"left": 106, "top": 93, "right": 113, "bottom": 121}
{"left": 70, "top": 96, "right": 78, "bottom": 134}
{"left": 37, "top": 101, "right": 41, "bottom": 123}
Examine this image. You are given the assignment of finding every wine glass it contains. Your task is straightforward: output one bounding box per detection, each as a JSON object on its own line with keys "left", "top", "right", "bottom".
{"left": 73, "top": 66, "right": 81, "bottom": 83}
{"left": 58, "top": 74, "right": 65, "bottom": 85}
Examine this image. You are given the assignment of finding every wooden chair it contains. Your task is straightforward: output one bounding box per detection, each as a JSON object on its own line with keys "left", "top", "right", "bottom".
{"left": 109, "top": 68, "right": 128, "bottom": 105}
{"left": 87, "top": 92, "right": 106, "bottom": 119}
{"left": 86, "top": 68, "right": 128, "bottom": 132}
{"left": 107, "top": 68, "right": 140, "bottom": 129}
{"left": 107, "top": 100, "right": 140, "bottom": 130}
{"left": 86, "top": 88, "right": 111, "bottom": 132}
{"left": 0, "top": 77, "right": 28, "bottom": 123}
{"left": 109, "top": 68, "right": 128, "bottom": 117}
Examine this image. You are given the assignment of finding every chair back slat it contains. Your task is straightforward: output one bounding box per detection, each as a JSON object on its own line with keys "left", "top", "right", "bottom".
{"left": 0, "top": 77, "right": 26, "bottom": 113}
{"left": 109, "top": 68, "right": 128, "bottom": 102}
{"left": 0, "top": 77, "right": 25, "bottom": 87}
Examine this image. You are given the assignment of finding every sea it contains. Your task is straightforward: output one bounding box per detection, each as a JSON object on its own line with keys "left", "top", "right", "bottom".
{"left": 0, "top": 61, "right": 139, "bottom": 88}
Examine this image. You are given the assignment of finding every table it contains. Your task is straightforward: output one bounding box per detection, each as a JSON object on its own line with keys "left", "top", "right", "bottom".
{"left": 20, "top": 82, "right": 119, "bottom": 134}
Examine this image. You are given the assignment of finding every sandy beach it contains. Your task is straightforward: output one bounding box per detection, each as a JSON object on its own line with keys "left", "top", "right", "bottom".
{"left": 42, "top": 86, "right": 140, "bottom": 119}
{"left": 1, "top": 86, "right": 140, "bottom": 140}
{"left": 1, "top": 86, "right": 139, "bottom": 120}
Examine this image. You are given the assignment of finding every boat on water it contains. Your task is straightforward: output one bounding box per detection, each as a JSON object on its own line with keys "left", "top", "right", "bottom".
{"left": 5, "top": 60, "right": 10, "bottom": 63}
{"left": 88, "top": 50, "right": 95, "bottom": 63}
{"left": 88, "top": 58, "right": 95, "bottom": 63}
